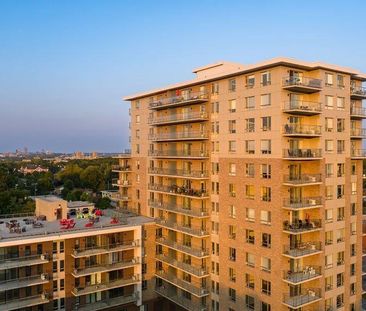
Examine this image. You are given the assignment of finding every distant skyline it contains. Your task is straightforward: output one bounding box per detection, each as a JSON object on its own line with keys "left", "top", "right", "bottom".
{"left": 1, "top": 0, "right": 366, "bottom": 152}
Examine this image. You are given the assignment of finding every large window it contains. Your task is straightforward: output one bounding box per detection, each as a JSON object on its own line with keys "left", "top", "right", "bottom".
{"left": 260, "top": 94, "right": 271, "bottom": 107}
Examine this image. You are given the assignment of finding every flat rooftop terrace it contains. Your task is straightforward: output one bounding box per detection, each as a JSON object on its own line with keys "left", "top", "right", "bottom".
{"left": 0, "top": 209, "right": 153, "bottom": 243}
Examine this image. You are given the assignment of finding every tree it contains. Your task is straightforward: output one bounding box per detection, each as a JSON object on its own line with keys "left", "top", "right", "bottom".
{"left": 95, "top": 197, "right": 111, "bottom": 209}
{"left": 80, "top": 166, "right": 103, "bottom": 192}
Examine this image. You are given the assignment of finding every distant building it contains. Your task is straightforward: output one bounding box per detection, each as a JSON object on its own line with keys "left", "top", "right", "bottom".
{"left": 19, "top": 165, "right": 49, "bottom": 174}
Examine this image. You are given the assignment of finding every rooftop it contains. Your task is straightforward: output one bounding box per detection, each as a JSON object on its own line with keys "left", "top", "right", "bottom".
{"left": 0, "top": 209, "right": 153, "bottom": 245}
{"left": 67, "top": 201, "right": 94, "bottom": 209}
{"left": 124, "top": 57, "right": 366, "bottom": 100}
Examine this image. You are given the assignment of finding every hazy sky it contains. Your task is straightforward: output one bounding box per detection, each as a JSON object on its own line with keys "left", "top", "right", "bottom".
{"left": 1, "top": 0, "right": 366, "bottom": 152}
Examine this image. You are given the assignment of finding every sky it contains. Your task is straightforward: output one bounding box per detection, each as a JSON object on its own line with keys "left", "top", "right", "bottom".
{"left": 0, "top": 0, "right": 366, "bottom": 153}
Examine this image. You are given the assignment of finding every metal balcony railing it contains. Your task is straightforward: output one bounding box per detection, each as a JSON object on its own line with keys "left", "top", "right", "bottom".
{"left": 283, "top": 266, "right": 321, "bottom": 284}
{"left": 156, "top": 254, "right": 208, "bottom": 277}
{"left": 351, "top": 128, "right": 366, "bottom": 138}
{"left": 148, "top": 199, "right": 209, "bottom": 217}
{"left": 283, "top": 124, "right": 321, "bottom": 136}
{"left": 149, "top": 131, "right": 209, "bottom": 141}
{"left": 283, "top": 149, "right": 322, "bottom": 159}
{"left": 111, "top": 165, "right": 131, "bottom": 171}
{"left": 351, "top": 149, "right": 366, "bottom": 158}
{"left": 283, "top": 219, "right": 322, "bottom": 233}
{"left": 282, "top": 76, "right": 322, "bottom": 89}
{"left": 283, "top": 197, "right": 322, "bottom": 209}
{"left": 283, "top": 288, "right": 321, "bottom": 308}
{"left": 351, "top": 86, "right": 366, "bottom": 98}
{"left": 283, "top": 101, "right": 322, "bottom": 114}
{"left": 148, "top": 167, "right": 209, "bottom": 178}
{"left": 148, "top": 149, "right": 209, "bottom": 158}
{"left": 149, "top": 112, "right": 208, "bottom": 125}
{"left": 155, "top": 237, "right": 209, "bottom": 258}
{"left": 148, "top": 183, "right": 208, "bottom": 198}
{"left": 0, "top": 253, "right": 50, "bottom": 270}
{"left": 283, "top": 174, "right": 322, "bottom": 185}
{"left": 111, "top": 179, "right": 132, "bottom": 186}
{"left": 75, "top": 294, "right": 138, "bottom": 311}
{"left": 72, "top": 240, "right": 139, "bottom": 257}
{"left": 149, "top": 92, "right": 209, "bottom": 109}
{"left": 0, "top": 293, "right": 50, "bottom": 311}
{"left": 156, "top": 219, "right": 209, "bottom": 237}
{"left": 350, "top": 105, "right": 366, "bottom": 117}
{"left": 283, "top": 242, "right": 322, "bottom": 258}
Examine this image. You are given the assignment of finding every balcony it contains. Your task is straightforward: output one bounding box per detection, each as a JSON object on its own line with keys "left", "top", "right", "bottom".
{"left": 283, "top": 149, "right": 322, "bottom": 160}
{"left": 156, "top": 219, "right": 209, "bottom": 237}
{"left": 283, "top": 266, "right": 321, "bottom": 284}
{"left": 148, "top": 149, "right": 209, "bottom": 159}
{"left": 72, "top": 258, "right": 139, "bottom": 277}
{"left": 156, "top": 254, "right": 209, "bottom": 277}
{"left": 155, "top": 285, "right": 207, "bottom": 311}
{"left": 283, "top": 124, "right": 321, "bottom": 137}
{"left": 111, "top": 179, "right": 132, "bottom": 187}
{"left": 114, "top": 150, "right": 131, "bottom": 158}
{"left": 155, "top": 270, "right": 209, "bottom": 297}
{"left": 351, "top": 86, "right": 366, "bottom": 100}
{"left": 72, "top": 275, "right": 140, "bottom": 296}
{"left": 72, "top": 240, "right": 139, "bottom": 258}
{"left": 283, "top": 288, "right": 321, "bottom": 308}
{"left": 111, "top": 165, "right": 131, "bottom": 172}
{"left": 148, "top": 167, "right": 209, "bottom": 179}
{"left": 283, "top": 197, "right": 322, "bottom": 210}
{"left": 149, "top": 131, "right": 209, "bottom": 142}
{"left": 0, "top": 293, "right": 50, "bottom": 311}
{"left": 283, "top": 174, "right": 322, "bottom": 186}
{"left": 282, "top": 76, "right": 322, "bottom": 93}
{"left": 351, "top": 149, "right": 366, "bottom": 159}
{"left": 149, "top": 92, "right": 209, "bottom": 110}
{"left": 156, "top": 237, "right": 209, "bottom": 258}
{"left": 351, "top": 128, "right": 366, "bottom": 139}
{"left": 75, "top": 294, "right": 138, "bottom": 311}
{"left": 148, "top": 199, "right": 209, "bottom": 218}
{"left": 283, "top": 219, "right": 322, "bottom": 234}
{"left": 149, "top": 112, "right": 209, "bottom": 126}
{"left": 350, "top": 106, "right": 366, "bottom": 119}
{"left": 283, "top": 101, "right": 322, "bottom": 115}
{"left": 0, "top": 253, "right": 49, "bottom": 270}
{"left": 283, "top": 242, "right": 322, "bottom": 258}
{"left": 0, "top": 274, "right": 49, "bottom": 292}
{"left": 148, "top": 184, "right": 208, "bottom": 199}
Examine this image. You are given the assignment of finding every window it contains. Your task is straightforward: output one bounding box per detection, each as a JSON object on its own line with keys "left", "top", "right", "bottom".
{"left": 245, "top": 118, "right": 255, "bottom": 132}
{"left": 228, "top": 120, "right": 236, "bottom": 133}
{"left": 325, "top": 140, "right": 333, "bottom": 152}
{"left": 211, "top": 181, "right": 219, "bottom": 195}
{"left": 325, "top": 254, "right": 333, "bottom": 269}
{"left": 325, "top": 95, "right": 334, "bottom": 108}
{"left": 325, "top": 275, "right": 333, "bottom": 291}
{"left": 246, "top": 163, "right": 255, "bottom": 177}
{"left": 337, "top": 140, "right": 345, "bottom": 154}
{"left": 229, "top": 204, "right": 236, "bottom": 217}
{"left": 211, "top": 82, "right": 219, "bottom": 94}
{"left": 350, "top": 222, "right": 356, "bottom": 235}
{"left": 260, "top": 210, "right": 271, "bottom": 225}
{"left": 136, "top": 115, "right": 141, "bottom": 123}
{"left": 246, "top": 273, "right": 254, "bottom": 289}
{"left": 325, "top": 163, "right": 333, "bottom": 177}
{"left": 229, "top": 163, "right": 236, "bottom": 176}
{"left": 229, "top": 99, "right": 236, "bottom": 112}
{"left": 245, "top": 185, "right": 255, "bottom": 199}
{"left": 337, "top": 118, "right": 345, "bottom": 132}
{"left": 337, "top": 75, "right": 344, "bottom": 88}
{"left": 337, "top": 97, "right": 345, "bottom": 110}
{"left": 261, "top": 280, "right": 271, "bottom": 295}
{"left": 337, "top": 185, "right": 344, "bottom": 199}
{"left": 246, "top": 75, "right": 255, "bottom": 88}
{"left": 245, "top": 96, "right": 255, "bottom": 109}
{"left": 325, "top": 185, "right": 333, "bottom": 200}
{"left": 245, "top": 140, "right": 255, "bottom": 154}
{"left": 261, "top": 71, "right": 271, "bottom": 86}
{"left": 351, "top": 182, "right": 357, "bottom": 195}
{"left": 325, "top": 73, "right": 333, "bottom": 86}
{"left": 261, "top": 187, "right": 271, "bottom": 202}
{"left": 53, "top": 280, "right": 57, "bottom": 292}
{"left": 229, "top": 267, "right": 236, "bottom": 281}
{"left": 260, "top": 164, "right": 271, "bottom": 179}
{"left": 228, "top": 79, "right": 236, "bottom": 92}
{"left": 245, "top": 295, "right": 255, "bottom": 310}
{"left": 53, "top": 242, "right": 57, "bottom": 254}
{"left": 337, "top": 163, "right": 345, "bottom": 177}
{"left": 60, "top": 279, "right": 64, "bottom": 290}
{"left": 53, "top": 261, "right": 57, "bottom": 273}
{"left": 229, "top": 248, "right": 236, "bottom": 262}
{"left": 261, "top": 116, "right": 271, "bottom": 131}
{"left": 337, "top": 251, "right": 345, "bottom": 266}
{"left": 260, "top": 140, "right": 271, "bottom": 154}
{"left": 60, "top": 260, "right": 64, "bottom": 272}
{"left": 246, "top": 253, "right": 255, "bottom": 267}
{"left": 229, "top": 225, "right": 236, "bottom": 239}
{"left": 246, "top": 208, "right": 255, "bottom": 221}
{"left": 246, "top": 229, "right": 255, "bottom": 244}
{"left": 336, "top": 273, "right": 344, "bottom": 287}
{"left": 229, "top": 288, "right": 236, "bottom": 301}
{"left": 60, "top": 241, "right": 64, "bottom": 253}
{"left": 262, "top": 233, "right": 271, "bottom": 248}
{"left": 229, "top": 141, "right": 236, "bottom": 152}
{"left": 325, "top": 209, "right": 333, "bottom": 223}
{"left": 211, "top": 102, "right": 219, "bottom": 113}
{"left": 261, "top": 302, "right": 271, "bottom": 311}
{"left": 261, "top": 256, "right": 271, "bottom": 272}
{"left": 260, "top": 94, "right": 271, "bottom": 107}
{"left": 325, "top": 231, "right": 333, "bottom": 245}
{"left": 337, "top": 207, "right": 345, "bottom": 221}
{"left": 325, "top": 117, "right": 333, "bottom": 132}
{"left": 350, "top": 283, "right": 356, "bottom": 295}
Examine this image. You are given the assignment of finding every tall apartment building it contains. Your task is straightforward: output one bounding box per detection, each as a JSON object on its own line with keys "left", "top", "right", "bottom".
{"left": 119, "top": 57, "right": 366, "bottom": 311}
{"left": 0, "top": 195, "right": 156, "bottom": 311}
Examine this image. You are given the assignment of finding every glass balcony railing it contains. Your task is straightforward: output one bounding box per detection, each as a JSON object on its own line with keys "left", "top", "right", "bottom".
{"left": 155, "top": 237, "right": 209, "bottom": 258}
{"left": 283, "top": 149, "right": 322, "bottom": 159}
{"left": 148, "top": 184, "right": 208, "bottom": 198}
{"left": 283, "top": 197, "right": 322, "bottom": 209}
{"left": 282, "top": 76, "right": 322, "bottom": 91}
{"left": 283, "top": 242, "right": 322, "bottom": 258}
{"left": 149, "top": 92, "right": 209, "bottom": 109}
{"left": 148, "top": 149, "right": 209, "bottom": 158}
{"left": 149, "top": 131, "right": 209, "bottom": 141}
{"left": 283, "top": 101, "right": 322, "bottom": 114}
{"left": 149, "top": 112, "right": 208, "bottom": 125}
{"left": 283, "top": 266, "right": 321, "bottom": 284}
{"left": 283, "top": 288, "right": 321, "bottom": 308}
{"left": 148, "top": 167, "right": 209, "bottom": 179}
{"left": 148, "top": 199, "right": 209, "bottom": 217}
{"left": 283, "top": 124, "right": 321, "bottom": 136}
{"left": 283, "top": 174, "right": 322, "bottom": 185}
{"left": 283, "top": 219, "right": 322, "bottom": 233}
